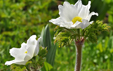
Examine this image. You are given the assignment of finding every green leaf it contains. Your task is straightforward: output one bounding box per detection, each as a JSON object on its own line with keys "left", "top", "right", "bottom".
{"left": 44, "top": 62, "right": 53, "bottom": 71}
{"left": 40, "top": 24, "right": 56, "bottom": 67}
{"left": 84, "top": 20, "right": 109, "bottom": 42}
{"left": 11, "top": 64, "right": 27, "bottom": 71}
{"left": 96, "top": 43, "right": 103, "bottom": 52}
{"left": 40, "top": 24, "right": 51, "bottom": 50}
{"left": 46, "top": 44, "right": 57, "bottom": 66}
{"left": 54, "top": 32, "right": 72, "bottom": 47}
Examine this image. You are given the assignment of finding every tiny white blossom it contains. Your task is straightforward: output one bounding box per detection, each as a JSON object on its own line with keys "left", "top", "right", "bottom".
{"left": 5, "top": 35, "right": 41, "bottom": 65}
{"left": 53, "top": 37, "right": 56, "bottom": 40}
{"left": 49, "top": 0, "right": 98, "bottom": 29}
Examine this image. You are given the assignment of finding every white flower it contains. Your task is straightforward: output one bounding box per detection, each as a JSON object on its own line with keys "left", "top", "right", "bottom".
{"left": 34, "top": 37, "right": 41, "bottom": 56}
{"left": 49, "top": 0, "right": 98, "bottom": 29}
{"left": 5, "top": 35, "right": 41, "bottom": 65}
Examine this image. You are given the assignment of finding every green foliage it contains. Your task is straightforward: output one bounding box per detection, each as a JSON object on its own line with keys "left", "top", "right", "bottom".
{"left": 46, "top": 44, "right": 57, "bottom": 66}
{"left": 54, "top": 32, "right": 72, "bottom": 47}
{"left": 54, "top": 21, "right": 109, "bottom": 47}
{"left": 43, "top": 62, "right": 53, "bottom": 71}
{"left": 38, "top": 47, "right": 47, "bottom": 58}
{"left": 11, "top": 65, "right": 27, "bottom": 71}
{"left": 84, "top": 21, "right": 109, "bottom": 42}
{"left": 81, "top": 36, "right": 113, "bottom": 71}
{"left": 54, "top": 26, "right": 78, "bottom": 47}
{"left": 40, "top": 24, "right": 51, "bottom": 50}
{"left": 52, "top": 35, "right": 113, "bottom": 71}
{"left": 40, "top": 24, "right": 57, "bottom": 69}
{"left": 35, "top": 47, "right": 47, "bottom": 67}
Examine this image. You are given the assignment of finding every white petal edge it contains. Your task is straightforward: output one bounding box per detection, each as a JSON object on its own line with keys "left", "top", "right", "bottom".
{"left": 34, "top": 37, "right": 41, "bottom": 56}
{"left": 78, "top": 19, "right": 90, "bottom": 29}
{"left": 49, "top": 17, "right": 74, "bottom": 29}
{"left": 87, "top": 12, "right": 98, "bottom": 21}
{"left": 78, "top": 1, "right": 91, "bottom": 19}
{"left": 9, "top": 43, "right": 27, "bottom": 60}
{"left": 26, "top": 35, "right": 37, "bottom": 58}
{"left": 71, "top": 21, "right": 81, "bottom": 28}
{"left": 5, "top": 60, "right": 27, "bottom": 65}
{"left": 58, "top": 1, "right": 78, "bottom": 21}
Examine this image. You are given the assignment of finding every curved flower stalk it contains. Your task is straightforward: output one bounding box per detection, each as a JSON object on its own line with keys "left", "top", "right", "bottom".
{"left": 5, "top": 35, "right": 41, "bottom": 65}
{"left": 49, "top": 0, "right": 98, "bottom": 29}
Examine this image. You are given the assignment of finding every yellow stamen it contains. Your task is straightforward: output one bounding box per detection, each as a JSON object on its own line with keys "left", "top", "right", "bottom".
{"left": 72, "top": 16, "right": 82, "bottom": 24}
{"left": 25, "top": 51, "right": 28, "bottom": 53}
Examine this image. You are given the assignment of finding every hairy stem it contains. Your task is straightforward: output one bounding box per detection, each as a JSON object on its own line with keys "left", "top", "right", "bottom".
{"left": 74, "top": 39, "right": 83, "bottom": 71}
{"left": 77, "top": 29, "right": 80, "bottom": 40}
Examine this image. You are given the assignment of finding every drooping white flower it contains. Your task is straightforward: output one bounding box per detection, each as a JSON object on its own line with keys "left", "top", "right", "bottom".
{"left": 49, "top": 0, "right": 98, "bottom": 29}
{"left": 5, "top": 35, "right": 41, "bottom": 65}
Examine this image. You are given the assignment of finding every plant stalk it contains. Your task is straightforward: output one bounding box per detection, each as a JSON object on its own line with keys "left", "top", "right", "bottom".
{"left": 74, "top": 39, "right": 84, "bottom": 71}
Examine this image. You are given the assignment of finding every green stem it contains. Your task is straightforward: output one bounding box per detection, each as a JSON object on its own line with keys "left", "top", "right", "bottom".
{"left": 82, "top": 29, "right": 85, "bottom": 36}
{"left": 77, "top": 29, "right": 80, "bottom": 40}
{"left": 26, "top": 65, "right": 30, "bottom": 71}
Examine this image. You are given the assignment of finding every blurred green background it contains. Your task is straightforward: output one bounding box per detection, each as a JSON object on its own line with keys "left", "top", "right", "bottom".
{"left": 0, "top": 0, "right": 113, "bottom": 71}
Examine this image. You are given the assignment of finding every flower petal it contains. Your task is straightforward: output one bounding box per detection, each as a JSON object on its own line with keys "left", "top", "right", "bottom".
{"left": 49, "top": 17, "right": 74, "bottom": 29}
{"left": 34, "top": 37, "right": 41, "bottom": 56}
{"left": 26, "top": 35, "right": 37, "bottom": 58}
{"left": 78, "top": 1, "right": 91, "bottom": 19}
{"left": 5, "top": 60, "right": 27, "bottom": 65}
{"left": 58, "top": 1, "right": 78, "bottom": 21}
{"left": 71, "top": 21, "right": 81, "bottom": 28}
{"left": 24, "top": 54, "right": 32, "bottom": 61}
{"left": 10, "top": 43, "right": 27, "bottom": 60}
{"left": 87, "top": 12, "right": 98, "bottom": 21}
{"left": 27, "top": 35, "right": 37, "bottom": 45}
{"left": 74, "top": 0, "right": 83, "bottom": 14}
{"left": 76, "top": 19, "right": 90, "bottom": 29}
{"left": 49, "top": 17, "right": 61, "bottom": 26}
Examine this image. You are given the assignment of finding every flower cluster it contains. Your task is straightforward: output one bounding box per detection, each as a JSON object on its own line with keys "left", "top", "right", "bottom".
{"left": 5, "top": 35, "right": 41, "bottom": 65}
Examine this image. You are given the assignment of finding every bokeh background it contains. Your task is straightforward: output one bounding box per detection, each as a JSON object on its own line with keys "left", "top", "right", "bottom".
{"left": 0, "top": 0, "right": 113, "bottom": 71}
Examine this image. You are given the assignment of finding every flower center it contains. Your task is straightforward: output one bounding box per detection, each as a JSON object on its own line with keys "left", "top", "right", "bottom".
{"left": 72, "top": 16, "right": 82, "bottom": 24}
{"left": 25, "top": 51, "right": 28, "bottom": 54}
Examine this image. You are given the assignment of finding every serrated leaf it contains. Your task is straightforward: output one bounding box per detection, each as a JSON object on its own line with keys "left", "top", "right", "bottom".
{"left": 84, "top": 20, "right": 109, "bottom": 43}
{"left": 54, "top": 32, "right": 72, "bottom": 47}
{"left": 11, "top": 64, "right": 27, "bottom": 71}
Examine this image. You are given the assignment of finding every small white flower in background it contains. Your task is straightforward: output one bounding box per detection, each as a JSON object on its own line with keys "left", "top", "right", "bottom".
{"left": 49, "top": 0, "right": 98, "bottom": 29}
{"left": 53, "top": 37, "right": 56, "bottom": 40}
{"left": 5, "top": 35, "right": 41, "bottom": 65}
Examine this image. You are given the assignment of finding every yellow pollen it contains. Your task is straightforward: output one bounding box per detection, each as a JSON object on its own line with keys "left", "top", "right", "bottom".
{"left": 72, "top": 16, "right": 82, "bottom": 24}
{"left": 25, "top": 51, "right": 28, "bottom": 53}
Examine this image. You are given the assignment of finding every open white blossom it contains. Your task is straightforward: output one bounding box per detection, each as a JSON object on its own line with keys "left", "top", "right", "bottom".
{"left": 49, "top": 0, "right": 98, "bottom": 29}
{"left": 5, "top": 35, "right": 41, "bottom": 65}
